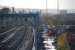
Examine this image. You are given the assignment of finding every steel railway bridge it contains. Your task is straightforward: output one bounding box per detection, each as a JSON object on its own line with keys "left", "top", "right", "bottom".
{"left": 0, "top": 13, "right": 40, "bottom": 50}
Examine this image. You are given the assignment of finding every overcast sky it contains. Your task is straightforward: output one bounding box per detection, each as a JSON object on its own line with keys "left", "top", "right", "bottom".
{"left": 0, "top": 0, "right": 75, "bottom": 9}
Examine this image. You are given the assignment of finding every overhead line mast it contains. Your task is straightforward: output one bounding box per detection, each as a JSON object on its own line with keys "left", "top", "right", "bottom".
{"left": 57, "top": 0, "right": 59, "bottom": 14}
{"left": 46, "top": 0, "right": 48, "bottom": 16}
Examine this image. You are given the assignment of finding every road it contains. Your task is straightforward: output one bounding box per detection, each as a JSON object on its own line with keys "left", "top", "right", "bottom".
{"left": 41, "top": 29, "right": 56, "bottom": 50}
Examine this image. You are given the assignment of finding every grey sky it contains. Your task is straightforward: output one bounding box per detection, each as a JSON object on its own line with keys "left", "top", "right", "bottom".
{"left": 59, "top": 0, "right": 75, "bottom": 9}
{"left": 0, "top": 0, "right": 75, "bottom": 9}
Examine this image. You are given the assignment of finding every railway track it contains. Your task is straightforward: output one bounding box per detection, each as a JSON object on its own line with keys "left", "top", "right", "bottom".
{"left": 0, "top": 25, "right": 33, "bottom": 50}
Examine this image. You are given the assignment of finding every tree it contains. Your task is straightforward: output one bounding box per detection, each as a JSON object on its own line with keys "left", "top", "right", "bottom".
{"left": 0, "top": 7, "right": 10, "bottom": 14}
